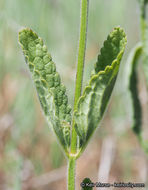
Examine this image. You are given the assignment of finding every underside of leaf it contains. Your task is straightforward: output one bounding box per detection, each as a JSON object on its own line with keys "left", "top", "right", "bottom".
{"left": 141, "top": 19, "right": 148, "bottom": 89}
{"left": 128, "top": 43, "right": 142, "bottom": 136}
{"left": 127, "top": 44, "right": 148, "bottom": 157}
{"left": 74, "top": 27, "right": 127, "bottom": 146}
{"left": 19, "top": 28, "right": 71, "bottom": 153}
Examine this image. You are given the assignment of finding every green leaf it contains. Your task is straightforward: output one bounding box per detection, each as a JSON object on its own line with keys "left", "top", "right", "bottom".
{"left": 74, "top": 27, "right": 127, "bottom": 146}
{"left": 127, "top": 44, "right": 148, "bottom": 157}
{"left": 81, "top": 178, "right": 93, "bottom": 190}
{"left": 141, "top": 21, "right": 148, "bottom": 88}
{"left": 127, "top": 43, "right": 142, "bottom": 136}
{"left": 94, "top": 27, "right": 126, "bottom": 74}
{"left": 19, "top": 28, "right": 72, "bottom": 154}
{"left": 139, "top": 0, "right": 148, "bottom": 88}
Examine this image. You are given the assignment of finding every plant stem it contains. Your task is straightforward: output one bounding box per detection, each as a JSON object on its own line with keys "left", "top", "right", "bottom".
{"left": 140, "top": 0, "right": 146, "bottom": 42}
{"left": 68, "top": 157, "right": 76, "bottom": 190}
{"left": 71, "top": 0, "right": 89, "bottom": 154}
{"left": 67, "top": 1, "right": 89, "bottom": 190}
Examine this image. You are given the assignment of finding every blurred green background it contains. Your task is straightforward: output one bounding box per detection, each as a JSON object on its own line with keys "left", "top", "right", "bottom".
{"left": 0, "top": 0, "right": 148, "bottom": 189}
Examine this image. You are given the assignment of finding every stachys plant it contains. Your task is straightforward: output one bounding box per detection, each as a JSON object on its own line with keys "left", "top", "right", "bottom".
{"left": 127, "top": 0, "right": 148, "bottom": 156}
{"left": 19, "top": 0, "right": 126, "bottom": 189}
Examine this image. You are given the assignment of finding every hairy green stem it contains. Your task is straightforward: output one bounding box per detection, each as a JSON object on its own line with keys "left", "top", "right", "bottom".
{"left": 71, "top": 0, "right": 89, "bottom": 154}
{"left": 68, "top": 1, "right": 89, "bottom": 190}
{"left": 68, "top": 157, "right": 76, "bottom": 190}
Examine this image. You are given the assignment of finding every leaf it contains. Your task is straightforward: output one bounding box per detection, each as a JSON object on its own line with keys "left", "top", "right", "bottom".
{"left": 138, "top": 0, "right": 148, "bottom": 89}
{"left": 94, "top": 27, "right": 126, "bottom": 74}
{"left": 127, "top": 43, "right": 142, "bottom": 136}
{"left": 127, "top": 44, "right": 148, "bottom": 157}
{"left": 19, "top": 28, "right": 72, "bottom": 153}
{"left": 142, "top": 21, "right": 148, "bottom": 89}
{"left": 81, "top": 178, "right": 93, "bottom": 190}
{"left": 74, "top": 27, "right": 127, "bottom": 146}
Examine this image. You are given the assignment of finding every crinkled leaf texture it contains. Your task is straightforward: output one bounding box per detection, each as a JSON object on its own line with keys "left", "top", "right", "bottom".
{"left": 74, "top": 27, "right": 127, "bottom": 147}
{"left": 127, "top": 43, "right": 142, "bottom": 136}
{"left": 19, "top": 28, "right": 71, "bottom": 154}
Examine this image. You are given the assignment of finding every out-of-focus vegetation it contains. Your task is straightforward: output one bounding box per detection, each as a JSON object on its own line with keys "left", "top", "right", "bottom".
{"left": 0, "top": 0, "right": 147, "bottom": 190}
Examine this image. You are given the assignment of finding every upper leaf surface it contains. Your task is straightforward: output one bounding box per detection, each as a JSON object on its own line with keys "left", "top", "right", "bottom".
{"left": 95, "top": 27, "right": 126, "bottom": 74}
{"left": 74, "top": 27, "right": 127, "bottom": 145}
{"left": 19, "top": 28, "right": 71, "bottom": 152}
